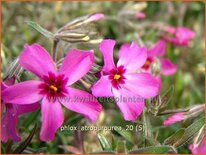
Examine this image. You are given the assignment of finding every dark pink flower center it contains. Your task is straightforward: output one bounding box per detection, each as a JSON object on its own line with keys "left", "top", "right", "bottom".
{"left": 108, "top": 66, "right": 126, "bottom": 89}
{"left": 142, "top": 57, "right": 153, "bottom": 70}
{"left": 39, "top": 72, "right": 68, "bottom": 100}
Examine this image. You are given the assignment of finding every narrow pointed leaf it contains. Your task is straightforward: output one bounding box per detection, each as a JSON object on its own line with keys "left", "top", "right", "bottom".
{"left": 164, "top": 128, "right": 185, "bottom": 145}
{"left": 114, "top": 129, "right": 133, "bottom": 143}
{"left": 97, "top": 133, "right": 112, "bottom": 151}
{"left": 173, "top": 117, "right": 205, "bottom": 148}
{"left": 160, "top": 85, "right": 174, "bottom": 109}
{"left": 129, "top": 145, "right": 172, "bottom": 154}
{"left": 27, "top": 21, "right": 54, "bottom": 39}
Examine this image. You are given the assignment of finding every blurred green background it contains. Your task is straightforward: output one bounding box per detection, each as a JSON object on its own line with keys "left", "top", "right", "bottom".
{"left": 1, "top": 1, "right": 205, "bottom": 154}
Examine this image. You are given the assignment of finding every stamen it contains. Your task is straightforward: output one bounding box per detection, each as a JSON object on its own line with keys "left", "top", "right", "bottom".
{"left": 114, "top": 74, "right": 121, "bottom": 80}
{"left": 50, "top": 85, "right": 58, "bottom": 92}
{"left": 145, "top": 60, "right": 151, "bottom": 66}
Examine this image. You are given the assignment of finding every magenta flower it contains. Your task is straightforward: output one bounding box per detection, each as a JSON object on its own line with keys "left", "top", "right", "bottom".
{"left": 1, "top": 78, "right": 40, "bottom": 143}
{"left": 91, "top": 39, "right": 160, "bottom": 121}
{"left": 163, "top": 112, "right": 185, "bottom": 126}
{"left": 163, "top": 26, "right": 195, "bottom": 46}
{"left": 142, "top": 40, "right": 177, "bottom": 76}
{"left": 189, "top": 138, "right": 206, "bottom": 154}
{"left": 2, "top": 44, "right": 102, "bottom": 141}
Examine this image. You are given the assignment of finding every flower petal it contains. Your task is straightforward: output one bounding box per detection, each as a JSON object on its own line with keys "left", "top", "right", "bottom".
{"left": 40, "top": 98, "right": 64, "bottom": 141}
{"left": 1, "top": 82, "right": 8, "bottom": 91}
{"left": 189, "top": 138, "right": 206, "bottom": 154}
{"left": 2, "top": 80, "right": 43, "bottom": 104}
{"left": 19, "top": 44, "right": 56, "bottom": 79}
{"left": 148, "top": 40, "right": 166, "bottom": 57}
{"left": 118, "top": 43, "right": 130, "bottom": 58}
{"left": 161, "top": 58, "right": 177, "bottom": 75}
{"left": 124, "top": 73, "right": 160, "bottom": 98}
{"left": 59, "top": 49, "right": 94, "bottom": 85}
{"left": 62, "top": 87, "right": 102, "bottom": 122}
{"left": 99, "top": 39, "right": 116, "bottom": 73}
{"left": 91, "top": 75, "right": 113, "bottom": 97}
{"left": 113, "top": 88, "right": 145, "bottom": 121}
{"left": 15, "top": 103, "right": 40, "bottom": 116}
{"left": 176, "top": 27, "right": 195, "bottom": 42}
{"left": 1, "top": 106, "right": 21, "bottom": 142}
{"left": 117, "top": 42, "right": 147, "bottom": 72}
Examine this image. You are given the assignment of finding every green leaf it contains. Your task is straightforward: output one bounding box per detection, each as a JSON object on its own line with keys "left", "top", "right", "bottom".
{"left": 160, "top": 85, "right": 174, "bottom": 109}
{"left": 97, "top": 133, "right": 112, "bottom": 151}
{"left": 164, "top": 128, "right": 185, "bottom": 145}
{"left": 129, "top": 145, "right": 172, "bottom": 154}
{"left": 114, "top": 129, "right": 133, "bottom": 143}
{"left": 173, "top": 117, "right": 205, "bottom": 148}
{"left": 158, "top": 108, "right": 188, "bottom": 116}
{"left": 27, "top": 21, "right": 54, "bottom": 39}
{"left": 13, "top": 124, "right": 37, "bottom": 153}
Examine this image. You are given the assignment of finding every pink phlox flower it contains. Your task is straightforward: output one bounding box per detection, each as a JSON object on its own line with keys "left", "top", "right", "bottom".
{"left": 163, "top": 26, "right": 195, "bottom": 46}
{"left": 92, "top": 39, "right": 160, "bottom": 121}
{"left": 2, "top": 44, "right": 102, "bottom": 141}
{"left": 141, "top": 39, "right": 177, "bottom": 76}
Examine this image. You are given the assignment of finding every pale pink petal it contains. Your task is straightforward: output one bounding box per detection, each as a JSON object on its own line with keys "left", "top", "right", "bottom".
{"left": 112, "top": 88, "right": 145, "bottom": 121}
{"left": 15, "top": 103, "right": 40, "bottom": 116}
{"left": 148, "top": 40, "right": 166, "bottom": 57}
{"left": 124, "top": 73, "right": 160, "bottom": 98}
{"left": 91, "top": 75, "right": 113, "bottom": 97}
{"left": 88, "top": 13, "right": 105, "bottom": 22}
{"left": 99, "top": 39, "right": 116, "bottom": 73}
{"left": 164, "top": 27, "right": 195, "bottom": 46}
{"left": 19, "top": 44, "right": 56, "bottom": 79}
{"left": 118, "top": 43, "right": 130, "bottom": 58}
{"left": 1, "top": 106, "right": 21, "bottom": 142}
{"left": 163, "top": 112, "right": 184, "bottom": 126}
{"left": 161, "top": 58, "right": 177, "bottom": 75}
{"left": 59, "top": 49, "right": 94, "bottom": 85}
{"left": 2, "top": 80, "right": 43, "bottom": 104}
{"left": 117, "top": 42, "right": 147, "bottom": 72}
{"left": 40, "top": 98, "right": 64, "bottom": 141}
{"left": 62, "top": 87, "right": 102, "bottom": 122}
{"left": 135, "top": 12, "right": 146, "bottom": 19}
{"left": 176, "top": 27, "right": 195, "bottom": 42}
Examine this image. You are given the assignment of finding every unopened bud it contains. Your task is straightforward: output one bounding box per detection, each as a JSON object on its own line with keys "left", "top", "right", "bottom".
{"left": 88, "top": 13, "right": 105, "bottom": 22}
{"left": 135, "top": 12, "right": 146, "bottom": 19}
{"left": 151, "top": 58, "right": 161, "bottom": 76}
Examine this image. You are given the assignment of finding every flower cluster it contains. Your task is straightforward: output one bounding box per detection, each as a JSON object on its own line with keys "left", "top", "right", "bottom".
{"left": 1, "top": 12, "right": 200, "bottom": 153}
